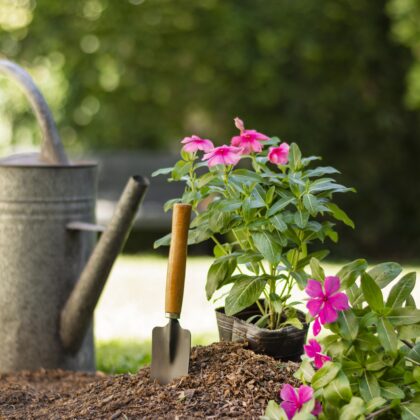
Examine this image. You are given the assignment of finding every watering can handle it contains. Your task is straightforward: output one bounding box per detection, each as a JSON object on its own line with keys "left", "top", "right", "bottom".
{"left": 0, "top": 60, "right": 69, "bottom": 165}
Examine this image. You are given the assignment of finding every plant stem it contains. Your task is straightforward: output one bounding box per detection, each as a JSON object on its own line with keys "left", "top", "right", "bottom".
{"left": 256, "top": 300, "right": 265, "bottom": 316}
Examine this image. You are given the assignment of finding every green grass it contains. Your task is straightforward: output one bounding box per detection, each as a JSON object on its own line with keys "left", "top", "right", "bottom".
{"left": 95, "top": 333, "right": 217, "bottom": 374}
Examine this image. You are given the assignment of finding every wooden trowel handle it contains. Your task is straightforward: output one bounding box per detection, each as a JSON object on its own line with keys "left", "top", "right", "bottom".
{"left": 165, "top": 203, "right": 192, "bottom": 318}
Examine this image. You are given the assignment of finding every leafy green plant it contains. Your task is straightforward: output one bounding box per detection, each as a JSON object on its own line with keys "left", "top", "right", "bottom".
{"left": 288, "top": 259, "right": 420, "bottom": 419}
{"left": 153, "top": 119, "right": 354, "bottom": 329}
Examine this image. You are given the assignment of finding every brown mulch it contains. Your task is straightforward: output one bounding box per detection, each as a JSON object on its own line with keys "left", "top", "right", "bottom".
{"left": 0, "top": 342, "right": 299, "bottom": 419}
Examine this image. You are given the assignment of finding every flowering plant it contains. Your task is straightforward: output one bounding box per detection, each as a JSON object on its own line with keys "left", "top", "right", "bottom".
{"left": 265, "top": 259, "right": 420, "bottom": 419}
{"left": 153, "top": 118, "right": 355, "bottom": 329}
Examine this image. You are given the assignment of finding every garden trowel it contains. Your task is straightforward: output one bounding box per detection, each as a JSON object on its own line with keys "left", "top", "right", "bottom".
{"left": 151, "top": 203, "right": 192, "bottom": 385}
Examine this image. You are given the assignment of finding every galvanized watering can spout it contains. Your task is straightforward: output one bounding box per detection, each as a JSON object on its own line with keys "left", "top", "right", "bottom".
{"left": 60, "top": 175, "right": 149, "bottom": 353}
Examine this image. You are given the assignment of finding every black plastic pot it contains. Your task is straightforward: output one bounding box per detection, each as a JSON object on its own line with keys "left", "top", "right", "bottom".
{"left": 215, "top": 302, "right": 309, "bottom": 361}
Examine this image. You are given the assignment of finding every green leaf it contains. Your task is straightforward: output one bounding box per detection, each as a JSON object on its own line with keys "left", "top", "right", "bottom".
{"left": 336, "top": 259, "right": 367, "bottom": 290}
{"left": 294, "top": 209, "right": 309, "bottom": 228}
{"left": 311, "top": 362, "right": 341, "bottom": 389}
{"left": 267, "top": 195, "right": 296, "bottom": 217}
{"left": 281, "top": 317, "right": 303, "bottom": 329}
{"left": 414, "top": 366, "right": 420, "bottom": 384}
{"left": 324, "top": 371, "right": 352, "bottom": 405}
{"left": 261, "top": 400, "right": 288, "bottom": 420}
{"left": 406, "top": 294, "right": 417, "bottom": 308}
{"left": 368, "top": 262, "right": 402, "bottom": 289}
{"left": 326, "top": 202, "right": 355, "bottom": 228}
{"left": 153, "top": 232, "right": 171, "bottom": 248}
{"left": 171, "top": 160, "right": 192, "bottom": 180}
{"left": 270, "top": 214, "right": 288, "bottom": 232}
{"left": 305, "top": 166, "right": 340, "bottom": 178}
{"left": 250, "top": 184, "right": 267, "bottom": 208}
{"left": 361, "top": 273, "right": 384, "bottom": 312}
{"left": 197, "top": 172, "right": 216, "bottom": 188}
{"left": 386, "top": 272, "right": 416, "bottom": 308}
{"left": 237, "top": 251, "right": 264, "bottom": 264}
{"left": 339, "top": 397, "right": 366, "bottom": 420}
{"left": 365, "top": 397, "right": 386, "bottom": 414}
{"left": 377, "top": 317, "right": 398, "bottom": 354}
{"left": 407, "top": 343, "right": 420, "bottom": 365}
{"left": 401, "top": 403, "right": 420, "bottom": 420}
{"left": 310, "top": 257, "right": 325, "bottom": 281}
{"left": 355, "top": 333, "right": 381, "bottom": 351}
{"left": 359, "top": 371, "right": 380, "bottom": 402}
{"left": 288, "top": 143, "right": 302, "bottom": 170}
{"left": 163, "top": 198, "right": 182, "bottom": 212}
{"left": 294, "top": 358, "right": 316, "bottom": 383}
{"left": 231, "top": 169, "right": 263, "bottom": 184}
{"left": 337, "top": 310, "right": 359, "bottom": 341}
{"left": 302, "top": 193, "right": 320, "bottom": 215}
{"left": 387, "top": 307, "right": 420, "bottom": 326}
{"left": 380, "top": 381, "right": 405, "bottom": 399}
{"left": 252, "top": 231, "right": 282, "bottom": 265}
{"left": 266, "top": 186, "right": 276, "bottom": 205}
{"left": 208, "top": 210, "right": 232, "bottom": 233}
{"left": 206, "top": 257, "right": 236, "bottom": 300}
{"left": 398, "top": 324, "right": 420, "bottom": 340}
{"left": 225, "top": 276, "right": 267, "bottom": 316}
{"left": 151, "top": 166, "right": 173, "bottom": 177}
{"left": 365, "top": 354, "right": 387, "bottom": 371}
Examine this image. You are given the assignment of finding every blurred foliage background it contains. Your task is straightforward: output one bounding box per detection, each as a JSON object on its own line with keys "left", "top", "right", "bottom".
{"left": 1, "top": 0, "right": 420, "bottom": 261}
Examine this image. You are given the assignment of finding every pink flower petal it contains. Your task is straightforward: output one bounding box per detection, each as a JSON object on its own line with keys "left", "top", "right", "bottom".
{"left": 329, "top": 292, "right": 350, "bottom": 311}
{"left": 306, "top": 298, "right": 323, "bottom": 317}
{"left": 312, "top": 317, "right": 322, "bottom": 336}
{"left": 305, "top": 279, "right": 323, "bottom": 298}
{"left": 280, "top": 384, "right": 298, "bottom": 403}
{"left": 324, "top": 276, "right": 341, "bottom": 296}
{"left": 319, "top": 301, "right": 338, "bottom": 324}
{"left": 268, "top": 143, "right": 289, "bottom": 165}
{"left": 314, "top": 353, "right": 331, "bottom": 369}
{"left": 231, "top": 135, "right": 242, "bottom": 147}
{"left": 310, "top": 339, "right": 321, "bottom": 353}
{"left": 203, "top": 145, "right": 242, "bottom": 167}
{"left": 298, "top": 385, "right": 314, "bottom": 404}
{"left": 312, "top": 400, "right": 322, "bottom": 416}
{"left": 304, "top": 343, "right": 316, "bottom": 358}
{"left": 280, "top": 401, "right": 297, "bottom": 420}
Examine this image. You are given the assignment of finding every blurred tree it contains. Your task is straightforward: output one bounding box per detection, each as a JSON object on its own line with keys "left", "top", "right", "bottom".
{"left": 387, "top": 0, "right": 420, "bottom": 108}
{"left": 0, "top": 0, "right": 420, "bottom": 260}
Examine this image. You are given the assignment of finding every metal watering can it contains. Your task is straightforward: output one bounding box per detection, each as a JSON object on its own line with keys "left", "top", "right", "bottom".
{"left": 0, "top": 60, "right": 149, "bottom": 372}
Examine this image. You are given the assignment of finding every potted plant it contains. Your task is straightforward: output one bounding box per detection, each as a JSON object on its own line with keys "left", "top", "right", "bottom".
{"left": 153, "top": 118, "right": 355, "bottom": 361}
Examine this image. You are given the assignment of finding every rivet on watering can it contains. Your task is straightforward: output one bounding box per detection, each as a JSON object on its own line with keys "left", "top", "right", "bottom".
{"left": 0, "top": 60, "right": 149, "bottom": 372}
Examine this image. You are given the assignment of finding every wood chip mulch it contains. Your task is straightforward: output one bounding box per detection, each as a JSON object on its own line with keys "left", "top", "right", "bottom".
{"left": 0, "top": 342, "right": 299, "bottom": 419}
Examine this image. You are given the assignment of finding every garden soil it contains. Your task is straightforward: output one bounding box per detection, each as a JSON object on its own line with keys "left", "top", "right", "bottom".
{"left": 0, "top": 342, "right": 299, "bottom": 419}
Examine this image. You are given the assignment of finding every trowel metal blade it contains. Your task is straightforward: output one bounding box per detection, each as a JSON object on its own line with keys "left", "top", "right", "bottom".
{"left": 151, "top": 318, "right": 191, "bottom": 385}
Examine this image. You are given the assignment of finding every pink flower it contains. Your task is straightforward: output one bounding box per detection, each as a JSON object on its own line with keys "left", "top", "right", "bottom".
{"left": 306, "top": 276, "right": 350, "bottom": 327}
{"left": 280, "top": 384, "right": 320, "bottom": 419}
{"left": 231, "top": 118, "right": 269, "bottom": 154}
{"left": 304, "top": 339, "right": 331, "bottom": 369}
{"left": 312, "top": 317, "right": 322, "bottom": 336}
{"left": 202, "top": 145, "right": 242, "bottom": 167}
{"left": 268, "top": 143, "right": 290, "bottom": 165}
{"left": 313, "top": 401, "right": 323, "bottom": 416}
{"left": 181, "top": 135, "right": 214, "bottom": 153}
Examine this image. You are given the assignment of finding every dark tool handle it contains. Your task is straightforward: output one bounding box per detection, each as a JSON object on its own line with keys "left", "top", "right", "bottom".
{"left": 165, "top": 203, "right": 192, "bottom": 318}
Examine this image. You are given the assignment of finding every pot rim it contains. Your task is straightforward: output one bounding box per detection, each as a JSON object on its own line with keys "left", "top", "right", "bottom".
{"left": 215, "top": 302, "right": 309, "bottom": 334}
